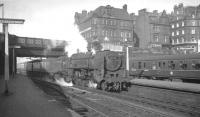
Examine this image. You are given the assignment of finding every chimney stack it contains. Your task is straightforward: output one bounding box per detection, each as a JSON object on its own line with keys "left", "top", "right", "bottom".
{"left": 123, "top": 4, "right": 127, "bottom": 11}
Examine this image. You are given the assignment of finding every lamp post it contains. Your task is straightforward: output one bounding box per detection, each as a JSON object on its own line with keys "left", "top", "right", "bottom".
{"left": 0, "top": 2, "right": 25, "bottom": 95}
{"left": 124, "top": 38, "right": 131, "bottom": 78}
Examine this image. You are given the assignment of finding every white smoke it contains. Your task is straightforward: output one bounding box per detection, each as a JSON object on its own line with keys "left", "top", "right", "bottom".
{"left": 65, "top": 25, "right": 87, "bottom": 56}
{"left": 55, "top": 77, "right": 73, "bottom": 87}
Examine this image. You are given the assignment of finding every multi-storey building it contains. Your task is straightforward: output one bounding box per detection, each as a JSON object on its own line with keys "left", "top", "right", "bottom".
{"left": 135, "top": 9, "right": 171, "bottom": 49}
{"left": 170, "top": 3, "right": 200, "bottom": 54}
{"left": 74, "top": 4, "right": 138, "bottom": 52}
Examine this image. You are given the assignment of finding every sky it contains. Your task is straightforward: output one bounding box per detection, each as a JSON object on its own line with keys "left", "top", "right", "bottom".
{"left": 1, "top": 0, "right": 200, "bottom": 56}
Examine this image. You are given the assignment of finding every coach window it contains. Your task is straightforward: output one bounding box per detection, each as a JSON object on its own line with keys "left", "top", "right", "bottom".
{"left": 158, "top": 62, "right": 161, "bottom": 69}
{"left": 138, "top": 62, "right": 142, "bottom": 69}
{"left": 192, "top": 61, "right": 200, "bottom": 70}
{"left": 180, "top": 61, "right": 187, "bottom": 70}
{"left": 144, "top": 62, "right": 146, "bottom": 68}
{"left": 163, "top": 62, "right": 166, "bottom": 68}
{"left": 169, "top": 61, "right": 175, "bottom": 70}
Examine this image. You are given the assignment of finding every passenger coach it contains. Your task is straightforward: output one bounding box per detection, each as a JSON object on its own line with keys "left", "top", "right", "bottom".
{"left": 129, "top": 53, "right": 200, "bottom": 83}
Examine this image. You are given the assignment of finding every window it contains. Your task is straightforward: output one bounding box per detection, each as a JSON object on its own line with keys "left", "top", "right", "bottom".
{"left": 169, "top": 61, "right": 175, "bottom": 70}
{"left": 191, "top": 37, "right": 195, "bottom": 42}
{"left": 105, "top": 30, "right": 108, "bottom": 36}
{"left": 182, "top": 21, "right": 184, "bottom": 26}
{"left": 176, "top": 30, "right": 179, "bottom": 35}
{"left": 192, "top": 14, "right": 195, "bottom": 18}
{"left": 172, "top": 39, "right": 174, "bottom": 44}
{"left": 182, "top": 30, "right": 184, "bottom": 34}
{"left": 192, "top": 21, "right": 195, "bottom": 26}
{"left": 176, "top": 23, "right": 179, "bottom": 27}
{"left": 192, "top": 62, "right": 200, "bottom": 70}
{"left": 121, "top": 32, "right": 124, "bottom": 37}
{"left": 138, "top": 62, "right": 141, "bottom": 69}
{"left": 153, "top": 34, "right": 159, "bottom": 42}
{"left": 181, "top": 37, "right": 185, "bottom": 43}
{"left": 27, "top": 39, "right": 34, "bottom": 44}
{"left": 110, "top": 31, "right": 113, "bottom": 37}
{"left": 177, "top": 38, "right": 179, "bottom": 44}
{"left": 153, "top": 25, "right": 159, "bottom": 32}
{"left": 174, "top": 39, "right": 177, "bottom": 44}
{"left": 158, "top": 62, "right": 161, "bottom": 68}
{"left": 171, "top": 24, "right": 174, "bottom": 28}
{"left": 35, "top": 40, "right": 42, "bottom": 45}
{"left": 128, "top": 32, "right": 131, "bottom": 38}
{"left": 18, "top": 38, "right": 25, "bottom": 44}
{"left": 180, "top": 61, "right": 187, "bottom": 70}
{"left": 93, "top": 18, "right": 97, "bottom": 24}
{"left": 172, "top": 32, "right": 174, "bottom": 36}
{"left": 163, "top": 62, "right": 166, "bottom": 67}
{"left": 164, "top": 36, "right": 168, "bottom": 43}
{"left": 191, "top": 29, "right": 195, "bottom": 34}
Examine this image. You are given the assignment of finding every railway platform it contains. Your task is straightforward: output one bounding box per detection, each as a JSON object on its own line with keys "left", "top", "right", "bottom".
{"left": 0, "top": 74, "right": 74, "bottom": 117}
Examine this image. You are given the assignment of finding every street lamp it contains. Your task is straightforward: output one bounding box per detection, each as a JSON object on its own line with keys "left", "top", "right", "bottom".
{"left": 124, "top": 38, "right": 132, "bottom": 77}
{"left": 0, "top": 2, "right": 25, "bottom": 95}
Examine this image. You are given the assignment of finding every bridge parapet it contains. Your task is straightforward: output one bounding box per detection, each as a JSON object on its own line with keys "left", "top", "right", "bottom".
{"left": 8, "top": 35, "right": 67, "bottom": 50}
{"left": 0, "top": 33, "right": 68, "bottom": 57}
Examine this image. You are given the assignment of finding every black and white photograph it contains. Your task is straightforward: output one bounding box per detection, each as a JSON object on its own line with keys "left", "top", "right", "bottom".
{"left": 0, "top": 0, "right": 200, "bottom": 117}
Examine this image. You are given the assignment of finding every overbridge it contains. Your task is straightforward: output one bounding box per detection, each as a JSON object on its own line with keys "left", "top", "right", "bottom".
{"left": 0, "top": 33, "right": 68, "bottom": 75}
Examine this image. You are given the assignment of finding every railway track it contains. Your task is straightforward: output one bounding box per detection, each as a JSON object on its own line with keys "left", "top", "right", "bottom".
{"left": 31, "top": 77, "right": 172, "bottom": 117}
{"left": 30, "top": 77, "right": 111, "bottom": 117}
{"left": 126, "top": 84, "right": 200, "bottom": 116}
{"left": 74, "top": 84, "right": 200, "bottom": 117}
{"left": 30, "top": 77, "right": 200, "bottom": 117}
{"left": 62, "top": 86, "right": 177, "bottom": 117}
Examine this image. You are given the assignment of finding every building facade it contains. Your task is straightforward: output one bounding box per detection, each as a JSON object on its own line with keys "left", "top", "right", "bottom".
{"left": 74, "top": 4, "right": 138, "bottom": 52}
{"left": 135, "top": 9, "right": 171, "bottom": 49}
{"left": 170, "top": 3, "right": 200, "bottom": 54}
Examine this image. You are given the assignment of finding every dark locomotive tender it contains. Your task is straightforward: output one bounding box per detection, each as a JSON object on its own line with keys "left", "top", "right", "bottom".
{"left": 25, "top": 50, "right": 200, "bottom": 92}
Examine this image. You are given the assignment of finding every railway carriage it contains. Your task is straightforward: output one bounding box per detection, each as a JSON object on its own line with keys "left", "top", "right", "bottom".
{"left": 129, "top": 53, "right": 200, "bottom": 83}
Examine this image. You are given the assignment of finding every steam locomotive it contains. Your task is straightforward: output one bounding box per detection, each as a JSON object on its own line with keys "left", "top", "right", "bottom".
{"left": 25, "top": 50, "right": 200, "bottom": 92}
{"left": 26, "top": 50, "right": 131, "bottom": 92}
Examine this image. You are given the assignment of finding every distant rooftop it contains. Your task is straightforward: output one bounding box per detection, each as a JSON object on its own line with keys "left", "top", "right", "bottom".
{"left": 75, "top": 4, "right": 134, "bottom": 24}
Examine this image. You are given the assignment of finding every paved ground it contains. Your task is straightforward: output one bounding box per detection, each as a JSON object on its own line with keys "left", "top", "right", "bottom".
{"left": 0, "top": 74, "right": 73, "bottom": 117}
